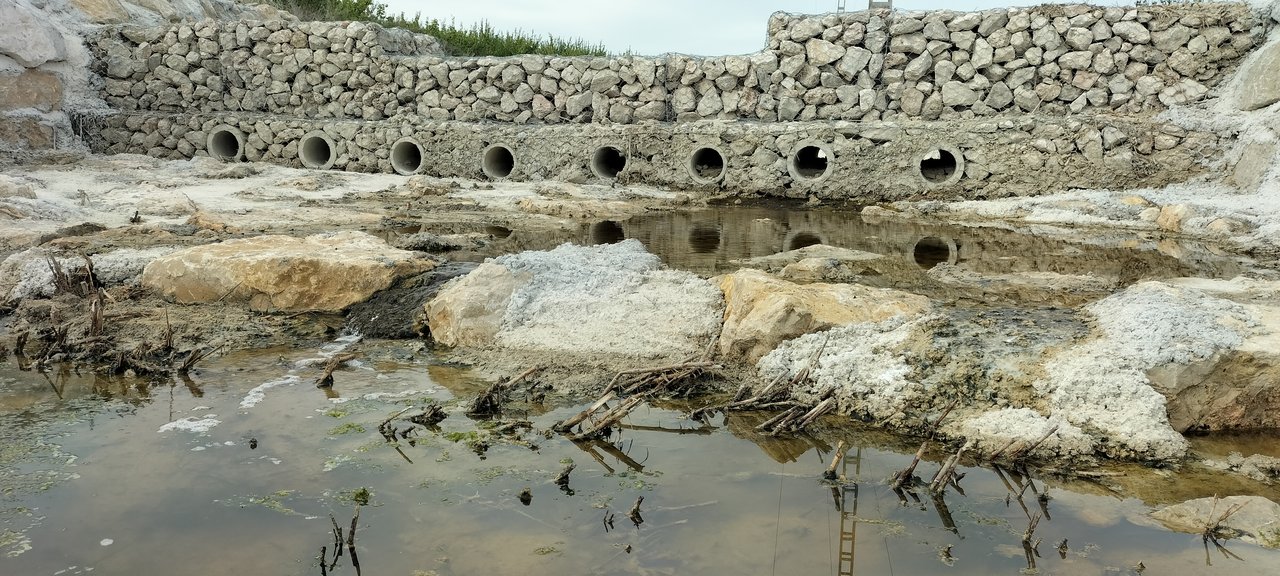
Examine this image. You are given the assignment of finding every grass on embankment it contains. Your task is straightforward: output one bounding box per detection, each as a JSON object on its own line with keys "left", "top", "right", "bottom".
{"left": 265, "top": 0, "right": 609, "bottom": 57}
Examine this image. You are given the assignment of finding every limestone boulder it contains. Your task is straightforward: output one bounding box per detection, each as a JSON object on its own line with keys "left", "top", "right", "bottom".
{"left": 141, "top": 232, "right": 434, "bottom": 312}
{"left": 0, "top": 174, "right": 36, "bottom": 199}
{"left": 0, "top": 1, "right": 66, "bottom": 67}
{"left": 1238, "top": 38, "right": 1280, "bottom": 111}
{"left": 421, "top": 262, "right": 519, "bottom": 347}
{"left": 424, "top": 240, "right": 723, "bottom": 360}
{"left": 717, "top": 269, "right": 930, "bottom": 362}
{"left": 1148, "top": 278, "right": 1280, "bottom": 433}
{"left": 1152, "top": 496, "right": 1280, "bottom": 548}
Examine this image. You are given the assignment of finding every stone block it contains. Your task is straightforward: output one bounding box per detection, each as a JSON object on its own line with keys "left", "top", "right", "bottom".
{"left": 1237, "top": 39, "right": 1280, "bottom": 111}
{"left": 0, "top": 69, "right": 62, "bottom": 112}
{"left": 0, "top": 116, "right": 55, "bottom": 150}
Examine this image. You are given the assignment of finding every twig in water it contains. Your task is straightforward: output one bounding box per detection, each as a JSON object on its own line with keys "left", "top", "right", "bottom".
{"left": 627, "top": 496, "right": 644, "bottom": 527}
{"left": 823, "top": 440, "right": 848, "bottom": 481}
{"left": 347, "top": 508, "right": 361, "bottom": 576}
{"left": 929, "top": 441, "right": 971, "bottom": 494}
{"left": 1202, "top": 494, "right": 1249, "bottom": 543}
{"left": 177, "top": 345, "right": 219, "bottom": 375}
{"left": 315, "top": 352, "right": 360, "bottom": 388}
{"left": 1008, "top": 425, "right": 1060, "bottom": 462}
{"left": 554, "top": 463, "right": 576, "bottom": 488}
{"left": 467, "top": 366, "right": 539, "bottom": 416}
{"left": 891, "top": 442, "right": 928, "bottom": 490}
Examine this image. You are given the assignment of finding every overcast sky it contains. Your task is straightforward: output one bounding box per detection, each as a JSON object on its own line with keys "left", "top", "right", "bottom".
{"left": 382, "top": 0, "right": 1134, "bottom": 56}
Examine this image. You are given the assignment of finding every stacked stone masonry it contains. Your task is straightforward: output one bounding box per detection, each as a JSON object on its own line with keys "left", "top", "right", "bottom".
{"left": 95, "top": 4, "right": 1262, "bottom": 122}
{"left": 83, "top": 3, "right": 1269, "bottom": 201}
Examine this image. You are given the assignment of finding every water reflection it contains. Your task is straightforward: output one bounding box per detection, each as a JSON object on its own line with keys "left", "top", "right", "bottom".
{"left": 2, "top": 350, "right": 1280, "bottom": 575}
{"left": 590, "top": 220, "right": 625, "bottom": 245}
{"left": 585, "top": 206, "right": 1251, "bottom": 283}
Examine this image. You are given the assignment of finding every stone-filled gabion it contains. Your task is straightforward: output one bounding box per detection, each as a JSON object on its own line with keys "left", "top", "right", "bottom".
{"left": 94, "top": 3, "right": 1263, "bottom": 124}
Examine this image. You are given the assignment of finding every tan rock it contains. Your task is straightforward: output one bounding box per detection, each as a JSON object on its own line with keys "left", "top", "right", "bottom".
{"left": 1156, "top": 203, "right": 1193, "bottom": 232}
{"left": 0, "top": 70, "right": 63, "bottom": 112}
{"left": 1206, "top": 217, "right": 1249, "bottom": 236}
{"left": 1152, "top": 496, "right": 1280, "bottom": 548}
{"left": 516, "top": 196, "right": 638, "bottom": 219}
{"left": 1120, "top": 195, "right": 1155, "bottom": 207}
{"left": 717, "top": 269, "right": 930, "bottom": 362}
{"left": 186, "top": 210, "right": 236, "bottom": 233}
{"left": 140, "top": 232, "right": 434, "bottom": 312}
{"left": 0, "top": 174, "right": 35, "bottom": 199}
{"left": 1229, "top": 140, "right": 1276, "bottom": 192}
{"left": 422, "top": 262, "right": 522, "bottom": 347}
{"left": 68, "top": 0, "right": 130, "bottom": 23}
{"left": 0, "top": 116, "right": 55, "bottom": 150}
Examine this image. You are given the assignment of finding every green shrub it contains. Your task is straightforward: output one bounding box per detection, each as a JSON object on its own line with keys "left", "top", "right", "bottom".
{"left": 266, "top": 0, "right": 607, "bottom": 57}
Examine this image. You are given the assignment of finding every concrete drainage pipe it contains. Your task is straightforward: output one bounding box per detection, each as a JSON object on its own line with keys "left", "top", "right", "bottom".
{"left": 299, "top": 131, "right": 337, "bottom": 170}
{"left": 390, "top": 138, "right": 425, "bottom": 175}
{"left": 591, "top": 145, "right": 627, "bottom": 179}
{"left": 788, "top": 142, "right": 834, "bottom": 182}
{"left": 482, "top": 144, "right": 516, "bottom": 179}
{"left": 206, "top": 125, "right": 245, "bottom": 162}
{"left": 688, "top": 146, "right": 726, "bottom": 184}
{"left": 917, "top": 146, "right": 965, "bottom": 186}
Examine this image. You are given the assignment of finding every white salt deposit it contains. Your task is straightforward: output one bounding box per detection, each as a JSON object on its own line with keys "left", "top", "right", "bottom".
{"left": 1037, "top": 282, "right": 1256, "bottom": 460}
{"left": 157, "top": 415, "right": 221, "bottom": 434}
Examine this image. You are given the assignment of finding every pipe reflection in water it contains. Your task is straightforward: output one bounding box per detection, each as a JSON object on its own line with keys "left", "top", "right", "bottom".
{"left": 572, "top": 204, "right": 1251, "bottom": 303}
{"left": 688, "top": 223, "right": 721, "bottom": 254}
{"left": 786, "top": 231, "right": 825, "bottom": 251}
{"left": 912, "top": 236, "right": 957, "bottom": 270}
{"left": 590, "top": 220, "right": 625, "bottom": 245}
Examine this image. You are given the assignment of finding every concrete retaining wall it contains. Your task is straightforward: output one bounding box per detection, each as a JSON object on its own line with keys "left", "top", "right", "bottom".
{"left": 82, "top": 109, "right": 1218, "bottom": 201}
{"left": 68, "top": 2, "right": 1270, "bottom": 201}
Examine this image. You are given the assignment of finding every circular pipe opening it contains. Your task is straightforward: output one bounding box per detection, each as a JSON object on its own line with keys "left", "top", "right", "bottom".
{"left": 688, "top": 146, "right": 726, "bottom": 184}
{"left": 390, "top": 138, "right": 424, "bottom": 175}
{"left": 789, "top": 143, "right": 833, "bottom": 181}
{"left": 206, "top": 125, "right": 244, "bottom": 162}
{"left": 786, "top": 231, "right": 825, "bottom": 251}
{"left": 591, "top": 220, "right": 625, "bottom": 245}
{"left": 918, "top": 147, "right": 964, "bottom": 185}
{"left": 482, "top": 144, "right": 515, "bottom": 179}
{"left": 591, "top": 145, "right": 627, "bottom": 179}
{"left": 299, "top": 131, "right": 336, "bottom": 170}
{"left": 688, "top": 223, "right": 721, "bottom": 254}
{"left": 913, "top": 236, "right": 958, "bottom": 269}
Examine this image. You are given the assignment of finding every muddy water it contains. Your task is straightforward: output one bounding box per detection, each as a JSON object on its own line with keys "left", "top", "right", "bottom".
{"left": 3, "top": 341, "right": 1279, "bottom": 575}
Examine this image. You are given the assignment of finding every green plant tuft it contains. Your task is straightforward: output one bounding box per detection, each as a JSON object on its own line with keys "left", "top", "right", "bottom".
{"left": 265, "top": 0, "right": 608, "bottom": 57}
